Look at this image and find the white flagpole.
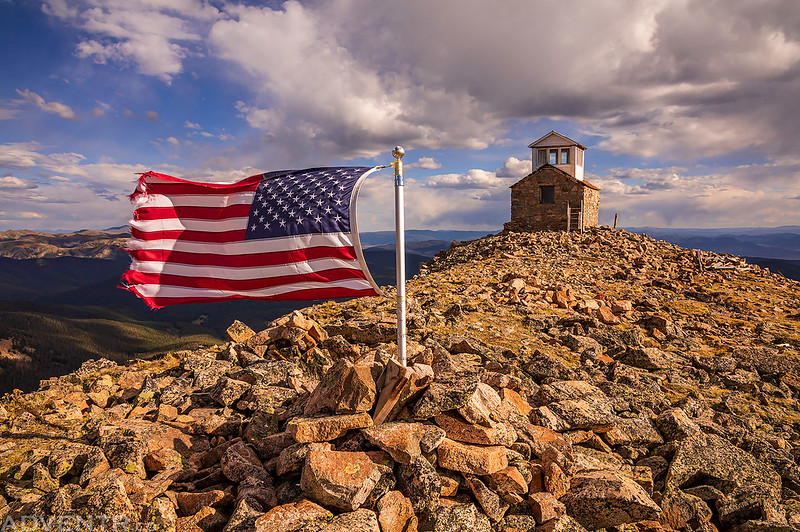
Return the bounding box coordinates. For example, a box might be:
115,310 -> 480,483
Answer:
392,146 -> 407,366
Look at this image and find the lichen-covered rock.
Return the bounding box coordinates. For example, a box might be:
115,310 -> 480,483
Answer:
304,358 -> 376,415
716,483 -> 787,529
412,372 -> 480,419
560,470 -> 661,530
434,412 -> 517,446
222,441 -> 270,483
659,488 -> 713,531
376,490 -> 415,532
287,412 -> 373,443
98,426 -> 147,478
223,496 -> 264,532
666,432 -> 782,496
654,408 -> 701,441
254,499 -> 332,532
142,497 -> 178,532
276,442 -> 332,477
432,502 -> 491,532
300,450 -> 391,512
48,442 -> 109,483
437,438 -> 508,476
312,508 -> 381,532
237,385 -> 298,412
457,382 -> 502,427
396,455 -> 441,515
227,320 -> 256,344
210,377 -> 252,407
464,474 -> 508,522
620,347 -> 687,370
362,421 -> 445,464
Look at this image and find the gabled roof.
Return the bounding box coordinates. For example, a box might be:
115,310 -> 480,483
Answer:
510,164 -> 599,190
528,130 -> 587,150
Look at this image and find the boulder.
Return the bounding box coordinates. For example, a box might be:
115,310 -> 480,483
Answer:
313,508 -> 381,532
412,372 -> 480,419
304,359 -> 376,415
432,502 -> 492,532
376,490 -> 415,532
654,408 -> 701,441
716,483 -> 787,529
659,488 -> 713,531
222,441 -> 270,483
528,491 -> 566,524
226,320 -> 256,343
464,474 -> 508,522
396,455 -> 441,515
362,422 -> 445,464
620,348 -> 687,370
254,499 -> 332,532
209,377 -> 252,407
300,450 -> 391,512
457,382 -> 502,427
437,438 -> 508,476
98,427 -> 147,479
666,432 -> 782,496
560,470 -> 661,530
287,412 -> 373,443
434,412 -> 516,446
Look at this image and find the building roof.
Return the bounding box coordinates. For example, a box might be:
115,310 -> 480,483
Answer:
528,130 -> 588,150
510,164 -> 600,191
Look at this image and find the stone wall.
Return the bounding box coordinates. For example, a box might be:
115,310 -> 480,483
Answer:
505,166 -> 599,232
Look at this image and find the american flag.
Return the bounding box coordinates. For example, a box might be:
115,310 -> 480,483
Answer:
120,167 -> 382,308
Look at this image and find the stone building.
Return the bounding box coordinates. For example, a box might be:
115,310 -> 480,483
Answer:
504,131 -> 600,232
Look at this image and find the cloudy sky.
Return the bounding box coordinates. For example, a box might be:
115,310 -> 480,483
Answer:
1,0 -> 800,233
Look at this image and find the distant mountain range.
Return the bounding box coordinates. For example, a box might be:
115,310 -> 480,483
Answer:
623,226 -> 800,260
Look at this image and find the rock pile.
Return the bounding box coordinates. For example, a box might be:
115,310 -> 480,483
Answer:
1,227 -> 800,532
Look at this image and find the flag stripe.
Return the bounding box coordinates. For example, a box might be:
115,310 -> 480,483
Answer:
130,227 -> 248,243
135,192 -> 257,209
125,233 -> 357,254
130,278 -> 374,300
131,217 -> 249,233
127,245 -> 358,268
127,286 -> 379,307
121,267 -> 367,291
135,204 -> 254,221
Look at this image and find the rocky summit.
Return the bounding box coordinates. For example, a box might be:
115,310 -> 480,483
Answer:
2,227 -> 800,532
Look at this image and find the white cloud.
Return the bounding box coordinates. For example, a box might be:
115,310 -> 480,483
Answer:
90,107 -> 105,117
166,136 -> 180,147
144,110 -> 159,121
0,176 -> 37,190
407,157 -> 442,170
183,121 -> 201,129
423,169 -> 512,190
53,0 -> 221,82
495,157 -> 532,179
16,89 -> 78,120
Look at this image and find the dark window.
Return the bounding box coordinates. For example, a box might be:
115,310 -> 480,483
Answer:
560,148 -> 569,164
540,185 -> 555,204
537,149 -> 547,166
548,149 -> 558,165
